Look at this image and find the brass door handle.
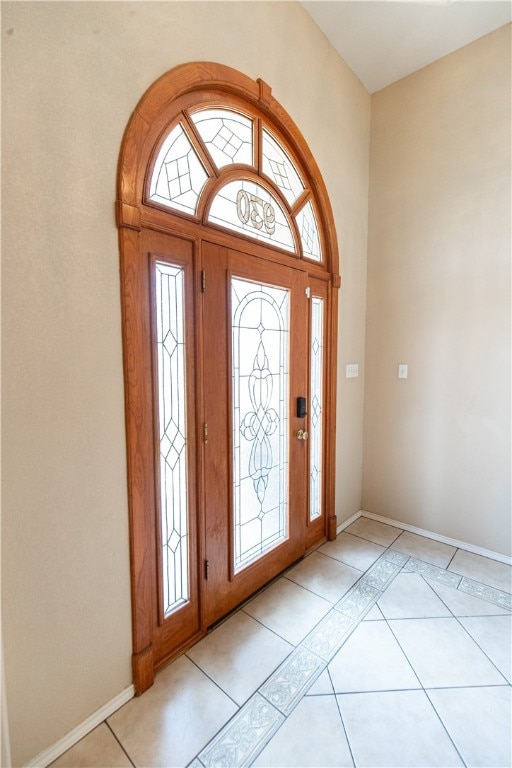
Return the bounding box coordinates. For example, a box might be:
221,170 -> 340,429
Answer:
296,429 -> 309,441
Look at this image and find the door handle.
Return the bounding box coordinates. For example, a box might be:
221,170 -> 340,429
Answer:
296,429 -> 309,441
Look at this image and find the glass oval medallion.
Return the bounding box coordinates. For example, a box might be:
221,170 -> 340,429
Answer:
208,179 -> 296,252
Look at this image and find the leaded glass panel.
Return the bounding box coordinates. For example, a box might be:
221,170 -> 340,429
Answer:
154,262 -> 189,615
232,277 -> 290,572
149,123 -> 209,215
262,129 -> 305,205
296,201 -> 322,262
309,297 -> 324,521
191,109 -> 253,168
208,179 -> 296,252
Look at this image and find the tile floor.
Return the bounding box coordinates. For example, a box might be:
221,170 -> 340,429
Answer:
52,518 -> 512,768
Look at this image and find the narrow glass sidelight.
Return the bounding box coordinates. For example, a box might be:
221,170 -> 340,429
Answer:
231,277 -> 290,571
154,262 -> 190,615
309,297 -> 324,520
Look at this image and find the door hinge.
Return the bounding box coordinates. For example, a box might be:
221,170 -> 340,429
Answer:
203,422 -> 208,443
201,269 -> 206,293
204,559 -> 210,580
305,286 -> 311,299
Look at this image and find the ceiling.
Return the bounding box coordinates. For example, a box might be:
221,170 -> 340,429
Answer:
301,1 -> 512,93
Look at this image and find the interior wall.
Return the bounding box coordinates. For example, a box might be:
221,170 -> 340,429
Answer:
1,2 -> 370,764
363,25 -> 511,555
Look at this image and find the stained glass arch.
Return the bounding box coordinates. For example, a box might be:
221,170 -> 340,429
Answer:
144,97 -> 332,263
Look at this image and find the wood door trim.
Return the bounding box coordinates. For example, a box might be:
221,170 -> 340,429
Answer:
117,63 -> 340,694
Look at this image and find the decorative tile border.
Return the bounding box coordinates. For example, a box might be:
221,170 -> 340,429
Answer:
192,547 -> 511,767
335,579 -> 380,620
382,549 -> 410,566
405,557 -> 462,587
198,693 -> 284,768
302,610 -> 355,662
362,557 -> 402,590
260,646 -> 325,715
459,576 -> 512,610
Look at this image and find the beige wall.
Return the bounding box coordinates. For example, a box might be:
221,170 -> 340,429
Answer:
1,2 -> 370,764
363,26 -> 511,555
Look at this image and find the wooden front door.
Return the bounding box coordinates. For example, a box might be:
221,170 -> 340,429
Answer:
118,63 -> 341,693
202,241 -> 309,626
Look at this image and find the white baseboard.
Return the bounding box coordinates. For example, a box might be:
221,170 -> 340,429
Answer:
336,510 -> 362,535
2,638 -> 12,768
335,509 -> 511,565
24,685 -> 134,768
361,510 -> 512,566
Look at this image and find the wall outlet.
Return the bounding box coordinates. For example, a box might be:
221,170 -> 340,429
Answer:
346,363 -> 359,378
398,364 -> 408,379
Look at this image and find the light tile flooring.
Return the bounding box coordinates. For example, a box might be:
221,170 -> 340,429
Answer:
52,518 -> 512,768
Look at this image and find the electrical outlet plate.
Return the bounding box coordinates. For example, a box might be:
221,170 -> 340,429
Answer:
346,363 -> 359,378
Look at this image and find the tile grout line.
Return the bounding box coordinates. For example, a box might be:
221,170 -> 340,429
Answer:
317,682 -> 511,698
105,721 -> 137,768
423,689 -> 469,768
184,654 -> 241,709
376,584 -> 469,767
329,667 -> 357,768
420,572 -> 512,680
282,572 -> 363,603
446,547 -> 459,570
239,606 -> 301,647
452,613 -> 511,685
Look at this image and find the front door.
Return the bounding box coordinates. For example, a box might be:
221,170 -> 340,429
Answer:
202,242 -> 309,626
118,64 -> 341,692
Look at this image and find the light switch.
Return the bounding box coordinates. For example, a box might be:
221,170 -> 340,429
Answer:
346,363 -> 359,378
398,364 -> 408,379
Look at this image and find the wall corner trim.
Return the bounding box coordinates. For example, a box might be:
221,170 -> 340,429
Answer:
23,685 -> 135,768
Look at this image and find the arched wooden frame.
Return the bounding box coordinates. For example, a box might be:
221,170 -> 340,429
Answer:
117,62 -> 341,694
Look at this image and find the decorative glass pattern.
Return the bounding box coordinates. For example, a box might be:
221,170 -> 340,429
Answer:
191,108 -> 253,168
262,129 -> 305,205
296,201 -> 322,261
309,297 -> 324,521
154,262 -> 189,615
149,123 -> 208,214
208,179 -> 295,252
231,277 -> 290,572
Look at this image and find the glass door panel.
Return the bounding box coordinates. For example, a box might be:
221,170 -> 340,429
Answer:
231,277 -> 290,572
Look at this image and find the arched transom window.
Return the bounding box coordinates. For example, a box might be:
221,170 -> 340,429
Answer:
147,107 -> 323,261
